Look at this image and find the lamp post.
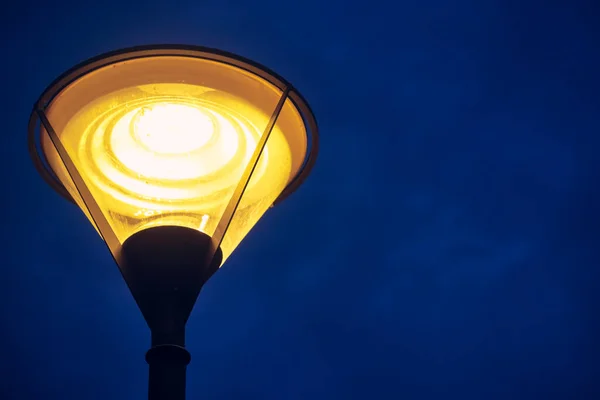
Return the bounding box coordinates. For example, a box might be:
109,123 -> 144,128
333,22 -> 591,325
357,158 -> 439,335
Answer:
28,45 -> 318,400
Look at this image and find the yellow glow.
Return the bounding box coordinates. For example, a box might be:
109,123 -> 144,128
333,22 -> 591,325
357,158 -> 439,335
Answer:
42,57 -> 307,263
92,94 -> 255,202
133,104 -> 213,155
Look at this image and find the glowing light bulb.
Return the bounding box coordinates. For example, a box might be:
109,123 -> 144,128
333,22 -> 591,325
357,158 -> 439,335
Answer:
133,103 -> 213,154
107,99 -> 242,183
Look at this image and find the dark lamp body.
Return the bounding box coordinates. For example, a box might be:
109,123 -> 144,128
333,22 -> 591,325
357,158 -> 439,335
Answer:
121,226 -> 222,400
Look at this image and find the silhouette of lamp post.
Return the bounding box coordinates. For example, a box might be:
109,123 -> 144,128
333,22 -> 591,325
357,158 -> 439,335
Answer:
28,45 -> 318,400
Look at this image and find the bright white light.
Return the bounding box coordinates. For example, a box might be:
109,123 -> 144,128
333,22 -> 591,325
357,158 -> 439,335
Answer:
133,103 -> 213,154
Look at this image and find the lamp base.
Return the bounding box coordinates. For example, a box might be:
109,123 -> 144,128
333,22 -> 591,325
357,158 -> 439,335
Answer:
120,225 -> 222,400
121,225 -> 222,342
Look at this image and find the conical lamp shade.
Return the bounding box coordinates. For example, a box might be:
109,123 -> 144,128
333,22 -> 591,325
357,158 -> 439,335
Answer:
32,47 -> 317,264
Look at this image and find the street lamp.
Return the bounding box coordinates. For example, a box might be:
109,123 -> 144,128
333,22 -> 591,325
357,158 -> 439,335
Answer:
28,45 -> 318,400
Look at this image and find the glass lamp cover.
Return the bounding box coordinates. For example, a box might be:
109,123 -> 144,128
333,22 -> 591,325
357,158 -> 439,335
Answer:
41,56 -> 308,262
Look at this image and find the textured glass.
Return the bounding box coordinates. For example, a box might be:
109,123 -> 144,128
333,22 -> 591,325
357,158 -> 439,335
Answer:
220,98 -> 306,258
41,56 -> 307,262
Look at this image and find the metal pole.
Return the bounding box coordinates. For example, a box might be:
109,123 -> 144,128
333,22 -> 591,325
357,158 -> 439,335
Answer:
119,226 -> 223,400
146,329 -> 190,400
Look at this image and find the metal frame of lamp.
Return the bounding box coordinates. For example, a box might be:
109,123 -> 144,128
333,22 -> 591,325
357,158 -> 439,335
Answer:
28,44 -> 319,400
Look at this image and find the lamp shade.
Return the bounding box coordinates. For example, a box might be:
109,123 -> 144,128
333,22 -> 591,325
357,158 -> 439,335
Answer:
29,46 -> 318,265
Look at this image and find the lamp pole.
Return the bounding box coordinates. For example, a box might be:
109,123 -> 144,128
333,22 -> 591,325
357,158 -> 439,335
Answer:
121,226 -> 222,400
28,45 -> 319,400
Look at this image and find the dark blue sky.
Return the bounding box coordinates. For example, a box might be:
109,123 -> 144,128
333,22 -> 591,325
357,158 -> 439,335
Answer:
2,0 -> 600,399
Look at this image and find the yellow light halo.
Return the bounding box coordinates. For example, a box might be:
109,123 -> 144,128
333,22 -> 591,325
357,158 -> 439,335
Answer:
71,83 -> 274,215
38,53 -> 310,261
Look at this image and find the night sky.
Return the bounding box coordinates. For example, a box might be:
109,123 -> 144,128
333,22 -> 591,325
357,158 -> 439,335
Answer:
2,0 -> 600,399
